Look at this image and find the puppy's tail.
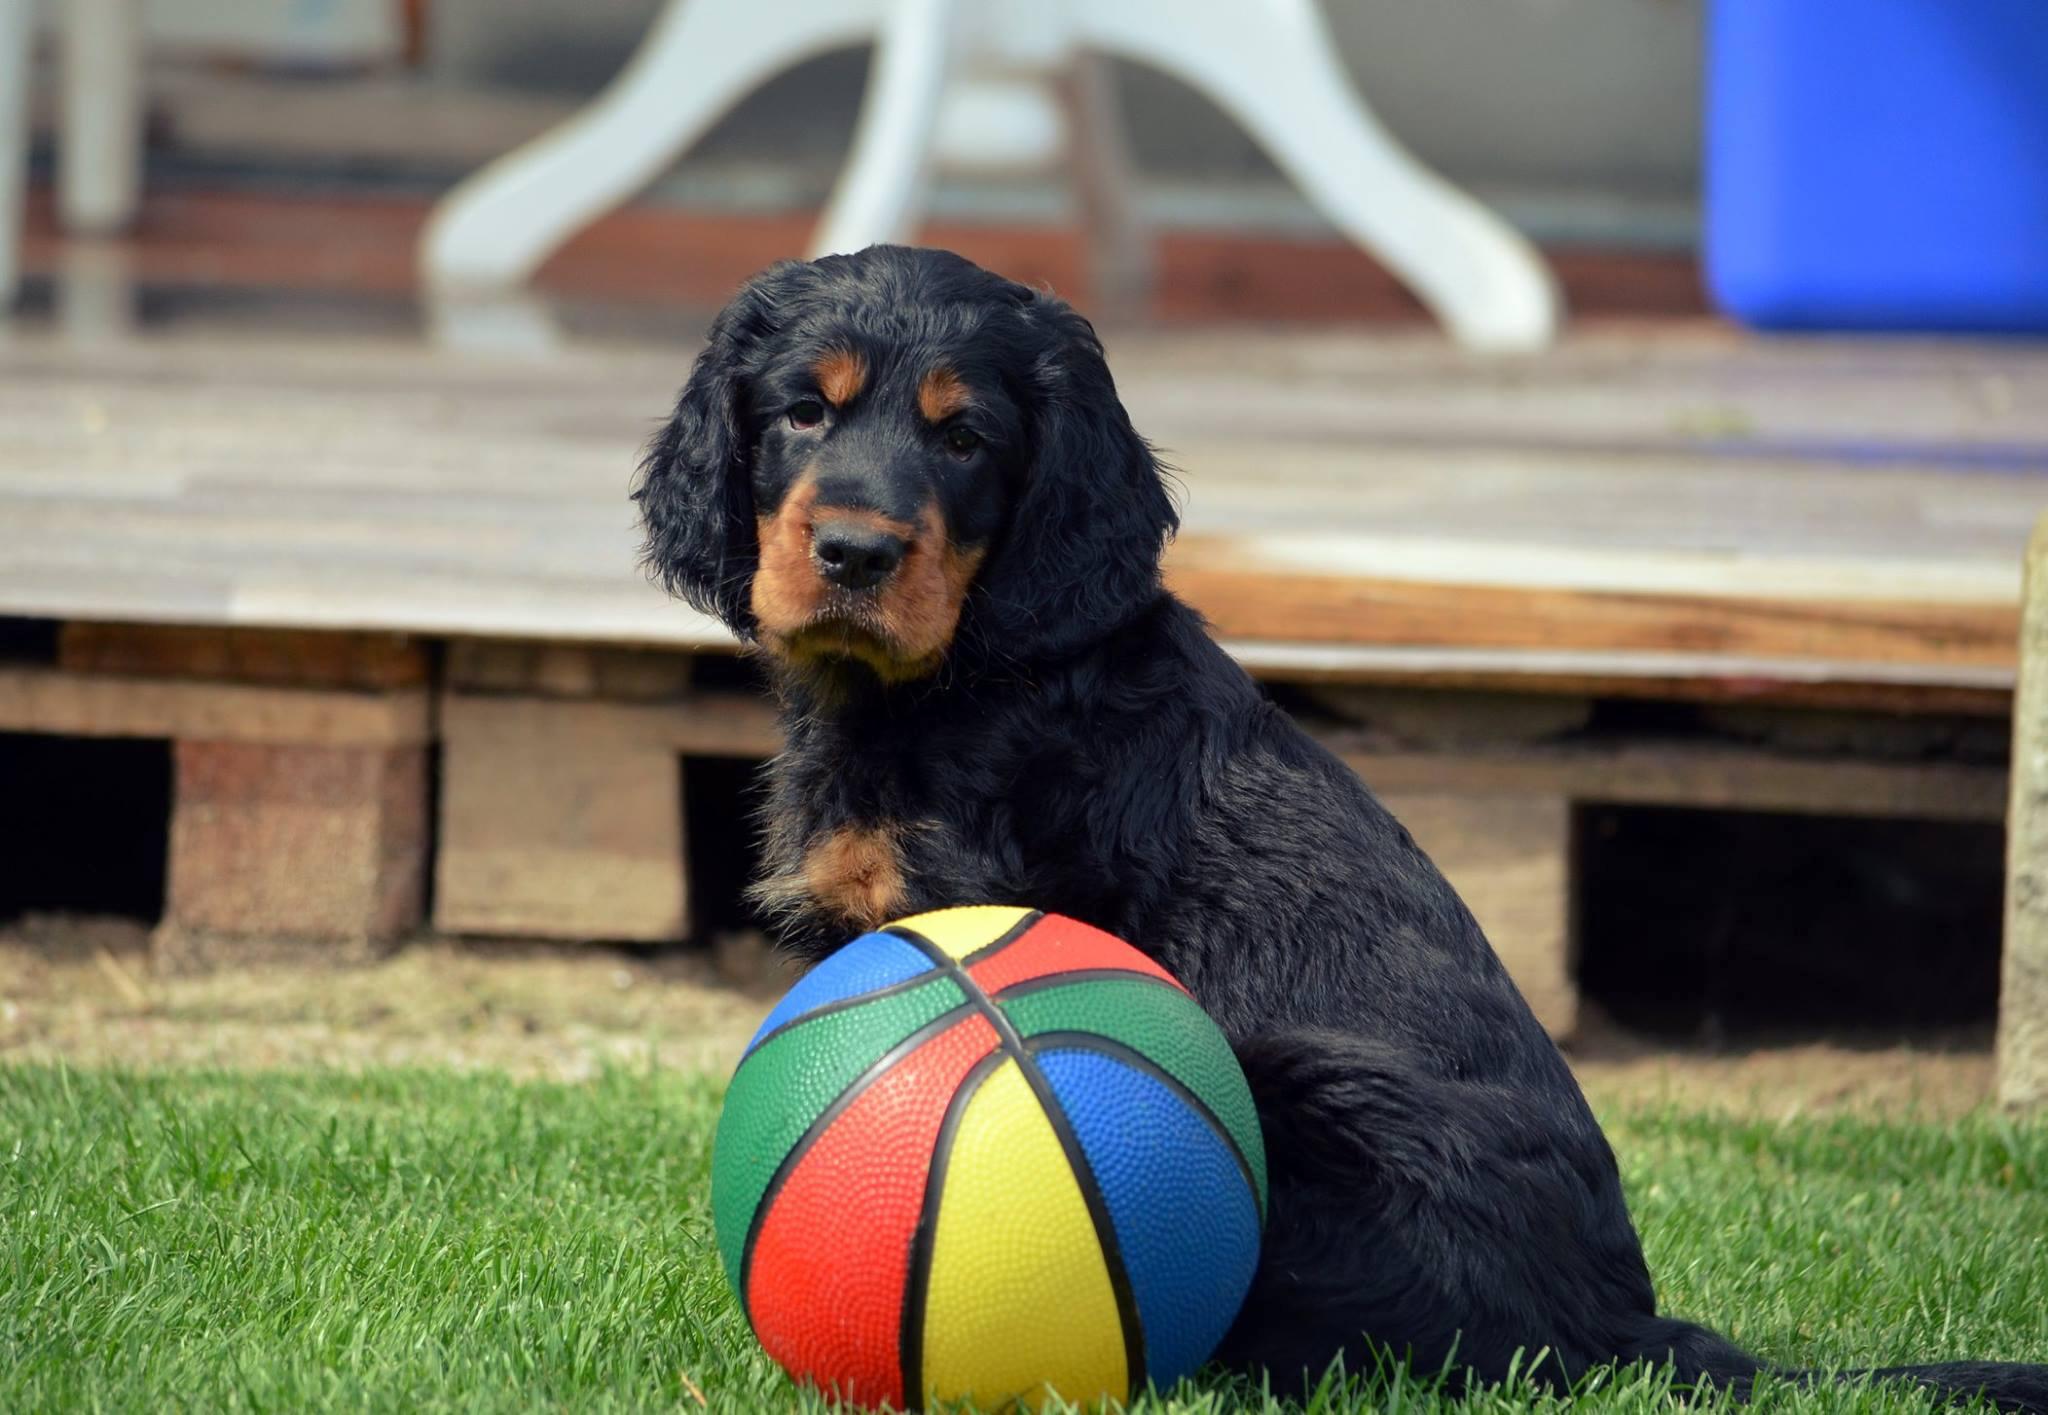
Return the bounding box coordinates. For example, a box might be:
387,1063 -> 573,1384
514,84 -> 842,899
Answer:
1846,1364 -> 2048,1413
1620,1317 -> 2048,1412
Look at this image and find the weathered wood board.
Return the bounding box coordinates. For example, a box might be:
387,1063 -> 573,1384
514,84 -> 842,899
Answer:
436,695 -> 691,943
166,739 -> 427,943
1,330 -> 2043,704
0,629 -> 433,945
2001,517 -> 2048,1108
0,668 -> 430,746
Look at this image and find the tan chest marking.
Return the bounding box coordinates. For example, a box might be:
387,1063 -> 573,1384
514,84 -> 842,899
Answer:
773,824 -> 909,931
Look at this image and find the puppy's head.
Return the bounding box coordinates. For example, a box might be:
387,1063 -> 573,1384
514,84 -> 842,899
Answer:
634,247 -> 1177,688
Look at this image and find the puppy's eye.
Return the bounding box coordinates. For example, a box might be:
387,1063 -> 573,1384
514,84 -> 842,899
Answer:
788,399 -> 825,430
943,425 -> 982,459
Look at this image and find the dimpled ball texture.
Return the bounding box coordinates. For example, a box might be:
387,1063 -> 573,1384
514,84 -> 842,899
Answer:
711,905 -> 1267,1411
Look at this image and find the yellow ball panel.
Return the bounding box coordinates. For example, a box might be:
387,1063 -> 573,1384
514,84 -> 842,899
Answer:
919,1058 -> 1127,1409
888,905 -> 1037,960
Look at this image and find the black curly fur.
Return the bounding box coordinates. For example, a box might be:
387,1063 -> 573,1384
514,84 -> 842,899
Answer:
635,246 -> 2048,1412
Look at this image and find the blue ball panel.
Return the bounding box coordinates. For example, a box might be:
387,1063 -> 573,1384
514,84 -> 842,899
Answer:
742,932 -> 935,1056
1037,1047 -> 1262,1391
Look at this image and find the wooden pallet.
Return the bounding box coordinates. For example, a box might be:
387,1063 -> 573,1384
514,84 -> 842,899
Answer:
417,638 -> 2013,1041
0,617 -> 2015,1041
1,329 -> 2042,1054
434,641 -> 773,942
1,625 -> 430,948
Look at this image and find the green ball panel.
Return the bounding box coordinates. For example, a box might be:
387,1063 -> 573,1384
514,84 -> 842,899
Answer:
711,973 -> 968,1285
1000,976 -> 1267,1211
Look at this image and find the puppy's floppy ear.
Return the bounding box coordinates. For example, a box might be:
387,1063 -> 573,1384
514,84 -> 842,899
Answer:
973,296 -> 1180,660
634,264 -> 809,636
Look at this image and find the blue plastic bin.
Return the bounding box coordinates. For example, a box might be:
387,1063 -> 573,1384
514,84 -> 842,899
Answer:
1705,0 -> 2048,332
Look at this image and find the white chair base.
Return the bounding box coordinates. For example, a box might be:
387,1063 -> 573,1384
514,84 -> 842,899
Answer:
421,0 -> 1560,350
0,0 -> 31,308
1,0 -> 147,312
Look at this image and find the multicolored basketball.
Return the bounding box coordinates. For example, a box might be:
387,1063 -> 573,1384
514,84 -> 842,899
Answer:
712,905 -> 1266,1411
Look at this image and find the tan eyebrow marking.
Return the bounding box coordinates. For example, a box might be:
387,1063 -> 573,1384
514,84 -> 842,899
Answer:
917,366 -> 971,423
812,349 -> 868,407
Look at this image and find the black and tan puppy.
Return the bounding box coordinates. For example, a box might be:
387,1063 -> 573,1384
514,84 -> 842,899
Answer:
635,245 -> 2047,1410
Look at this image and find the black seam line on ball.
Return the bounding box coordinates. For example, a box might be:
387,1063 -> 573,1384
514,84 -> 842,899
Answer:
898,1046 -> 1007,1411
892,927 -> 1148,1400
990,968 -> 1192,1004
1025,1030 -> 1266,1220
736,998 -> 978,1323
742,968 -> 949,1059
880,908 -> 1042,973
959,908 -> 1045,966
1009,1031 -> 1148,1399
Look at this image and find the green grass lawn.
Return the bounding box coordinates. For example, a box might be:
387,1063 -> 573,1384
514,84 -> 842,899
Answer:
3,1063 -> 2043,1413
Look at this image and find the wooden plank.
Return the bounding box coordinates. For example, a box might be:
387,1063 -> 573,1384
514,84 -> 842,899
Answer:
432,688 -> 776,941
439,690 -> 781,760
436,696 -> 689,942
1338,738 -> 2005,823
2000,517 -> 2048,1108
1306,686 -> 1592,744
59,623 -> 428,689
0,668 -> 430,746
445,640 -> 692,701
1169,450 -> 2038,581
1225,641 -> 2014,716
7,324 -> 2048,457
426,684 -> 2003,821
164,741 -> 427,943
1116,325 -> 2048,452
434,690 -> 1999,821
1381,792 -> 1575,1039
1169,539 -> 2018,671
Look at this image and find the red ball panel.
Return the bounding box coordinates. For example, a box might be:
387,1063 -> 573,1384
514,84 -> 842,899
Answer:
745,1011 -> 1001,1408
967,913 -> 1187,998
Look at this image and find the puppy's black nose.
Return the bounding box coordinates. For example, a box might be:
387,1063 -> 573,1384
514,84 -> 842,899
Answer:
812,520 -> 906,591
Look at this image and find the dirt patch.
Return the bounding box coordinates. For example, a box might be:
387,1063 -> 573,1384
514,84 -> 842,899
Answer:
1567,1008 -> 1996,1119
0,913 -> 792,1083
0,913 -> 2002,1115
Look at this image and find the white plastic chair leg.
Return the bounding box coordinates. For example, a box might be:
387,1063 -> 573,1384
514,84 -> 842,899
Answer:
808,0 -> 964,257
57,238 -> 137,342
0,0 -> 34,306
1080,0 -> 1559,350
421,0 -> 885,293
1061,52 -> 1152,313
60,0 -> 144,234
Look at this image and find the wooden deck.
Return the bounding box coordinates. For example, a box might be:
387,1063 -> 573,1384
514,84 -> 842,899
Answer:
4,324 -> 2045,1052
1,327 -> 2043,707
